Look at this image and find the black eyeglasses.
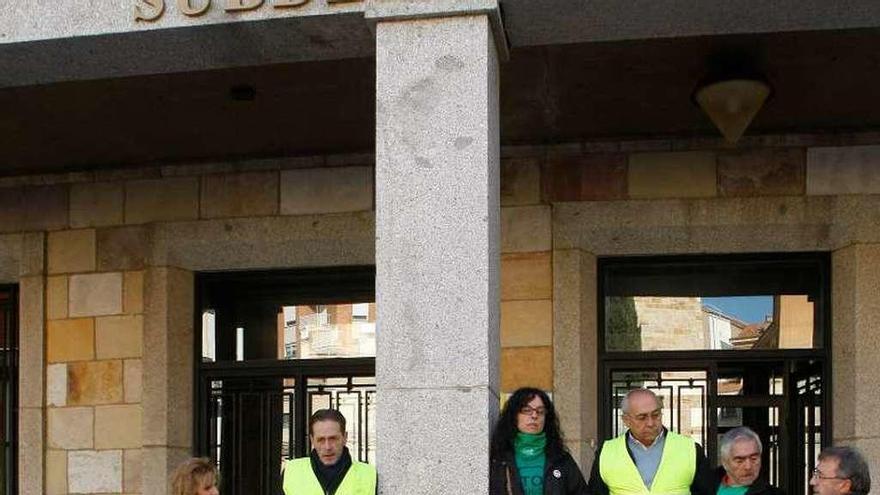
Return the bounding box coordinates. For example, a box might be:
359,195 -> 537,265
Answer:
811,468 -> 848,481
518,407 -> 547,417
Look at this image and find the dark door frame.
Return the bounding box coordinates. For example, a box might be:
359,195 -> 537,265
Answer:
192,266 -> 376,495
600,354 -> 826,493
0,285 -> 18,495
596,253 -> 832,495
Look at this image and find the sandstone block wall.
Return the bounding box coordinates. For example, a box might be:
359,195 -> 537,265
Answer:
1,133 -> 880,492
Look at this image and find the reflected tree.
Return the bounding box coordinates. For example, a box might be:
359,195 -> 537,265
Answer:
606,296 -> 641,351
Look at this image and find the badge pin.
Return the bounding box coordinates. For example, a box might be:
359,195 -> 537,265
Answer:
553,469 -> 562,479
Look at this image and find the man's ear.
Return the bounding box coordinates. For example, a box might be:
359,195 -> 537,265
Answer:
840,478 -> 852,494
343,431 -> 348,444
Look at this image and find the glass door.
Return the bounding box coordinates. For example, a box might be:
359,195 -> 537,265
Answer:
195,267 -> 376,495
602,357 -> 824,495
598,254 -> 831,495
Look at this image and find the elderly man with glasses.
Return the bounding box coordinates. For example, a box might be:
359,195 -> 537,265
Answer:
587,388 -> 713,495
810,446 -> 871,495
712,427 -> 782,495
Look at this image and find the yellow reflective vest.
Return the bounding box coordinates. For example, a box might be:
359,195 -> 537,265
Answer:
282,457 -> 377,495
598,431 -> 696,495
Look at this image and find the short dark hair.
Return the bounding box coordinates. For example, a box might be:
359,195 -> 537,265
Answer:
819,446 -> 871,495
309,409 -> 346,435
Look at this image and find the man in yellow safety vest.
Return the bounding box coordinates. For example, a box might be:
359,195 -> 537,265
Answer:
282,409 -> 377,495
587,389 -> 712,495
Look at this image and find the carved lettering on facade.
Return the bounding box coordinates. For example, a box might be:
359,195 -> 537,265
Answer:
178,0 -> 211,16
135,0 -> 365,21
134,0 -> 165,21
225,0 -> 264,12
274,0 -> 308,8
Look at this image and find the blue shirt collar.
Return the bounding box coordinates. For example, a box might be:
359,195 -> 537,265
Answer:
627,427 -> 666,451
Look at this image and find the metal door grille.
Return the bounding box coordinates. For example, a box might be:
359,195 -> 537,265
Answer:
0,286 -> 17,495
199,367 -> 375,495
194,267 -> 376,495
602,359 -> 824,495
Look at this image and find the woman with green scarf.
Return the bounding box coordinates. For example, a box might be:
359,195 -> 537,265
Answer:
490,387 -> 589,495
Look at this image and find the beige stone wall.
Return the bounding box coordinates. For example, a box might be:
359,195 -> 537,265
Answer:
0,156 -> 375,495
519,134 -> 880,476
778,295 -> 814,348
632,297 -> 706,351
499,158 -> 554,393
43,229 -> 143,495
3,135 -> 880,491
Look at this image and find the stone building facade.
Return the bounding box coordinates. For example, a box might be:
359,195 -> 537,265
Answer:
3,1 -> 880,494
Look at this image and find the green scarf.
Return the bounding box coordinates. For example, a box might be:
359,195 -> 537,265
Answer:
514,432 -> 546,495
718,485 -> 749,495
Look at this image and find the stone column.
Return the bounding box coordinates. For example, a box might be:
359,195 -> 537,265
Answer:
552,248 -> 598,470
17,233 -> 45,495
370,1 -> 507,493
832,244 -> 880,481
142,267 -> 194,495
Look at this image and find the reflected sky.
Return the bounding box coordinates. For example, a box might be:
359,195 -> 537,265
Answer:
702,296 -> 773,324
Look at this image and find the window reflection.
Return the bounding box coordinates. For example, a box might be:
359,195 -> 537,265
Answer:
605,295 -> 815,351
202,303 -> 376,362
602,256 -> 825,353
202,310 -> 216,362
284,303 -> 376,359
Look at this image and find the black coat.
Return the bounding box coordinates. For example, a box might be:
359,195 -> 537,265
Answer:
711,466 -> 785,495
490,449 -> 589,495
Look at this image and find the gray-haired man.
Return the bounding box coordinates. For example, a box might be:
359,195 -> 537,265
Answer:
810,446 -> 871,495
712,427 -> 783,495
587,389 -> 713,495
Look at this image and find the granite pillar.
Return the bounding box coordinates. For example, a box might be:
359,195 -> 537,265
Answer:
373,3 -> 504,493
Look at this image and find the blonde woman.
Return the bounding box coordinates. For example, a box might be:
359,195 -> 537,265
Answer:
171,457 -> 220,495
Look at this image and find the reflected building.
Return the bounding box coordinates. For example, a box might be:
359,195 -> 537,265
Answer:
618,295 -> 814,352
289,303 -> 376,359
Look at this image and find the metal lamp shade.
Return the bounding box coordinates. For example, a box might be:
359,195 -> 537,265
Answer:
695,79 -> 771,144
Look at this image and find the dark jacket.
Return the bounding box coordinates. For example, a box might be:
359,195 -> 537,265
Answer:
309,447 -> 352,495
285,447 -> 376,495
711,466 -> 785,495
586,432 -> 714,495
490,448 -> 589,495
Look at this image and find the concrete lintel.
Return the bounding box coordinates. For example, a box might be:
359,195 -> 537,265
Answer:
553,195 -> 880,255
0,12 -> 373,88
365,0 -> 509,61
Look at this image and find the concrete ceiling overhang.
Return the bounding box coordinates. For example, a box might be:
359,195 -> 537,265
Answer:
5,0 -> 880,87
502,28 -> 880,144
501,0 -> 880,47
3,2 -> 880,175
